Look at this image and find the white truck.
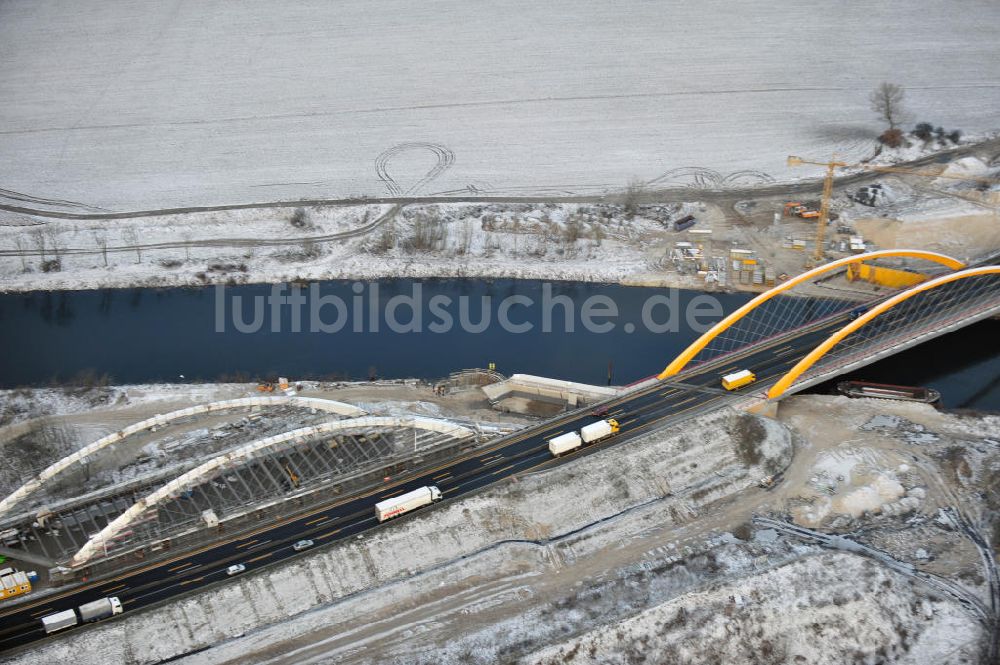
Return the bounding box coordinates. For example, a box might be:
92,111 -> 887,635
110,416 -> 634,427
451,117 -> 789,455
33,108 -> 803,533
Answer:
41,609 -> 78,634
548,431 -> 583,456
548,419 -> 620,457
375,486 -> 442,522
580,419 -> 619,443
77,596 -> 123,623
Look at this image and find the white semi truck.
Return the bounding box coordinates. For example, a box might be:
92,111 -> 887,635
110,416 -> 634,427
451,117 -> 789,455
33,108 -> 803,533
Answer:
375,486 -> 442,522
41,596 -> 123,634
547,419 -> 620,456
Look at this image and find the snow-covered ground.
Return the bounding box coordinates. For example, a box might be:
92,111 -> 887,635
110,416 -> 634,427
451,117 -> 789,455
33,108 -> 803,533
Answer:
1,1 -> 999,211
0,201 -> 717,292
528,551 -> 982,665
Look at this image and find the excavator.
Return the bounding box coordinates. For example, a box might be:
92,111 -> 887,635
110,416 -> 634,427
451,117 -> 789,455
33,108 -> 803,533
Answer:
783,201 -> 820,219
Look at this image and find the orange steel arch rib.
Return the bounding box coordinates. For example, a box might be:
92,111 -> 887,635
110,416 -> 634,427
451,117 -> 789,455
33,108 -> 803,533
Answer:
768,266 -> 1000,399
656,249 -> 965,379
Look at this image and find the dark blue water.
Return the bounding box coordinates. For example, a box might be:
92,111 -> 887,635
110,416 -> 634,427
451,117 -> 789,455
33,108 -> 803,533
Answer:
0,280 -> 996,411
812,318 -> 1000,412
0,281 -> 753,388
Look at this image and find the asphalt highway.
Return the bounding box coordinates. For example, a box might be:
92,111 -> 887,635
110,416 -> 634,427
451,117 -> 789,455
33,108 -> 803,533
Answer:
0,306 -> 905,653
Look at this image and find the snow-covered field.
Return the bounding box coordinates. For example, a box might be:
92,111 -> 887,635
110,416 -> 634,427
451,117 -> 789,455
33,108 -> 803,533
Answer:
2,1 -> 999,211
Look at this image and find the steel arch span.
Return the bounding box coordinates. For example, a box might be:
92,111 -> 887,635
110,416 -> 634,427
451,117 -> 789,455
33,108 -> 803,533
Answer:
70,416 -> 474,566
657,249 -> 966,379
0,396 -> 368,521
768,266 -> 1000,399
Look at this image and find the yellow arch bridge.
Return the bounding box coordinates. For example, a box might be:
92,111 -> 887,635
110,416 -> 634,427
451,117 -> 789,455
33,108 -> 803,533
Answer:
656,250 -> 1000,400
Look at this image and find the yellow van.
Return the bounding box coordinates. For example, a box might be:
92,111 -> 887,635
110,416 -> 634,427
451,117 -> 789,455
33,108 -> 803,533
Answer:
721,369 -> 756,391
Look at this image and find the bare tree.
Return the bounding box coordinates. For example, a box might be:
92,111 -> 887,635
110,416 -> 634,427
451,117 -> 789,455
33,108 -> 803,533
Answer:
621,178 -> 646,219
869,82 -> 906,130
30,227 -> 47,262
92,230 -> 109,267
45,229 -> 62,262
122,227 -> 142,263
13,236 -> 28,271
181,232 -> 192,261
591,221 -> 605,246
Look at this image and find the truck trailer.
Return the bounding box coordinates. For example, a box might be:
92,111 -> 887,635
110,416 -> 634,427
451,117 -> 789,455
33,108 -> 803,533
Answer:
77,596 -> 123,623
547,432 -> 583,456
375,486 -> 441,522
41,609 -> 77,634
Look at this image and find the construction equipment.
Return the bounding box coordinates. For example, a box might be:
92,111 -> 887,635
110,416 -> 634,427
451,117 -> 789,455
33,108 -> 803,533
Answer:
783,202 -> 820,219
786,156 -> 847,264
283,463 -> 300,488
787,153 -> 1000,266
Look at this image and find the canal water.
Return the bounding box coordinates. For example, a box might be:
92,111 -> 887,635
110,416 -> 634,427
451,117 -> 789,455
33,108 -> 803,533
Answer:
0,280 -> 996,411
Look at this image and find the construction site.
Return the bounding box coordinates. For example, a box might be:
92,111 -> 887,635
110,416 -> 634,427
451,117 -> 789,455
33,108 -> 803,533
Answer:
2,1 -> 999,663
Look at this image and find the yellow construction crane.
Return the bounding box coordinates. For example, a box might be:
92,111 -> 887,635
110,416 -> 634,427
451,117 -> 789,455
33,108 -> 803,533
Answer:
787,154 -> 999,265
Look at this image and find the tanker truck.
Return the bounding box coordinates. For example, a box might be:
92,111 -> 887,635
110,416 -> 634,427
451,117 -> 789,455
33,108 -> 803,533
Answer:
78,596 -> 123,623
375,485 -> 442,522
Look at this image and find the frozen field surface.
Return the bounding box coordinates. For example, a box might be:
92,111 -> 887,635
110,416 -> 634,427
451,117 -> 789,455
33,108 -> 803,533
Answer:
1,0 -> 999,211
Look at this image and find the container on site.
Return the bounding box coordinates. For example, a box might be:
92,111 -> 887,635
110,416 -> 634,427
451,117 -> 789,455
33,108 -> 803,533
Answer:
41,609 -> 78,634
77,596 -> 122,623
375,485 -> 442,522
673,215 -> 696,232
547,431 -> 583,456
721,370 -> 756,391
580,419 -> 621,444
0,569 -> 31,601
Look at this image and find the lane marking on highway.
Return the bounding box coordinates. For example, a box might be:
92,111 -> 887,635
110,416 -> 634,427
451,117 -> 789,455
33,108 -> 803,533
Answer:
168,561 -> 196,573
719,365 -> 739,375
305,515 -> 330,526
179,577 -> 204,586
28,607 -> 53,618
658,389 -> 680,397
774,346 -> 801,358
380,489 -> 406,499
101,583 -> 128,593
492,464 -> 516,476
675,396 -> 698,407
432,472 -> 452,481
620,419 -> 636,427
235,539 -> 260,549
3,361 -> 743,618
608,409 -> 626,417
317,528 -> 342,540
0,362 -> 745,620
247,552 -> 274,564
246,539 -> 272,550
541,430 -> 564,439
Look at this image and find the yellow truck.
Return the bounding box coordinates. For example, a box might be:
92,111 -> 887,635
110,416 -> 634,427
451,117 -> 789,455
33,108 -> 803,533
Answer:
721,369 -> 756,391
